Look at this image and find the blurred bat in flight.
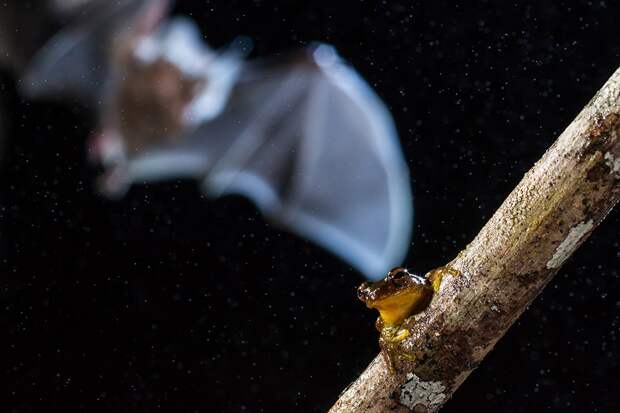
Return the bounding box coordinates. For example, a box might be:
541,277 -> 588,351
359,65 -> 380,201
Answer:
18,0 -> 413,279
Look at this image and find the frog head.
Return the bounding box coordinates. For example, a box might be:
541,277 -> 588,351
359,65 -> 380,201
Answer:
357,267 -> 433,326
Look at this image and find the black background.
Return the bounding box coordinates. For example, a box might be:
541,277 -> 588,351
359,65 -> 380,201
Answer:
1,1 -> 620,412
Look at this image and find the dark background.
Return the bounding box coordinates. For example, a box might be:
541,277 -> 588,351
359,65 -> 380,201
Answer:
1,0 -> 620,411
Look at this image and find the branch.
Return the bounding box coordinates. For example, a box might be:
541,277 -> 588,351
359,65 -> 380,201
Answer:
329,66 -> 620,413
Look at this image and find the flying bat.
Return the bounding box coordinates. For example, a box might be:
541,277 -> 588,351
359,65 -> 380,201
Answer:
20,0 -> 413,279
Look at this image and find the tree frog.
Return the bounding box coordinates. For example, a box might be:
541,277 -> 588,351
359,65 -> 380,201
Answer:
357,266 -> 456,372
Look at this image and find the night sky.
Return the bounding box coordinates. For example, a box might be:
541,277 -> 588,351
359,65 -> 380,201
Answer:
1,1 -> 620,412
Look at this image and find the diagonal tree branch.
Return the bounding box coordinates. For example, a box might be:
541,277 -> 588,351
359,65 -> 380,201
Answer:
329,66 -> 620,413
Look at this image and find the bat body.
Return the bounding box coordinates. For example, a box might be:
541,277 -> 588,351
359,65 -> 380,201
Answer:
20,1 -> 413,279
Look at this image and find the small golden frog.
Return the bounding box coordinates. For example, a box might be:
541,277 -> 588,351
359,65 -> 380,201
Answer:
357,266 -> 455,372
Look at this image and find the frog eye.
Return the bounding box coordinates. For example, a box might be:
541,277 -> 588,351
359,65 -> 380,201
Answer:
388,267 -> 409,280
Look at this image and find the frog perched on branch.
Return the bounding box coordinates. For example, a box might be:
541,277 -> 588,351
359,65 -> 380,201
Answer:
357,266 -> 458,373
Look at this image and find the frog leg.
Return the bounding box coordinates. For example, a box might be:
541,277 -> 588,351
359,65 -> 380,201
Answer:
379,326 -> 411,373
427,265 -> 460,292
393,327 -> 410,341
378,332 -> 396,374
392,328 -> 415,361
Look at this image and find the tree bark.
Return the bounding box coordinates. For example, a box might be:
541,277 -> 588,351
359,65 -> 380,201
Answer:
329,66 -> 620,413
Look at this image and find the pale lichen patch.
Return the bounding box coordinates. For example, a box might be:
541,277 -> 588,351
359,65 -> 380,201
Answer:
546,220 -> 594,269
604,152 -> 620,176
399,373 -> 446,412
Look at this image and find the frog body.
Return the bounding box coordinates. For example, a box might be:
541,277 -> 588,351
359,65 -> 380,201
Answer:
357,266 -> 457,372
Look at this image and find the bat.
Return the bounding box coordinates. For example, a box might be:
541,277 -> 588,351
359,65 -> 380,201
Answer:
19,0 -> 413,279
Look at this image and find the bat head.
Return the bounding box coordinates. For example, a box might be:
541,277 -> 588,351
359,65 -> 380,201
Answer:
87,7 -> 214,196
108,54 -> 206,154
107,1 -> 202,151
87,56 -> 204,198
88,16 -> 247,198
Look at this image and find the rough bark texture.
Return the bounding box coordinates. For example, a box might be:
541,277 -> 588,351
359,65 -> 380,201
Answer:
329,66 -> 620,413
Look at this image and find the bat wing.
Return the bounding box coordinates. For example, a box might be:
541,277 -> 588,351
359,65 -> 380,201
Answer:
100,44 -> 412,279
195,45 -> 412,278
20,0 -> 170,103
